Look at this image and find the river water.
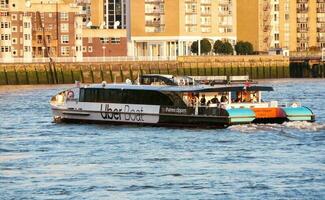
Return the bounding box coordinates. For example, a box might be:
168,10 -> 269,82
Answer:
0,79 -> 324,199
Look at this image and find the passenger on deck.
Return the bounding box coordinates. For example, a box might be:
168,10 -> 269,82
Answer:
210,95 -> 219,104
200,94 -> 206,106
221,95 -> 228,103
235,93 -> 242,103
251,94 -> 258,103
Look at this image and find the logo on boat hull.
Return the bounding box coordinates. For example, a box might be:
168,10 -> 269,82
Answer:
99,104 -> 160,123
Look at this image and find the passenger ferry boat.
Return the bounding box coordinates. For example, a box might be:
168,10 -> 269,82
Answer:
50,75 -> 315,128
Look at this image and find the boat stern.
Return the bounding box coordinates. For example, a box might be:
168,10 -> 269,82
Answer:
282,106 -> 315,122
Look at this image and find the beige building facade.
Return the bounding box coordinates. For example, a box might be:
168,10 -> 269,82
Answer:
128,0 -> 237,57
237,0 -> 325,53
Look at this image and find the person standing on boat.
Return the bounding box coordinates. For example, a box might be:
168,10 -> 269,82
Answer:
200,94 -> 206,106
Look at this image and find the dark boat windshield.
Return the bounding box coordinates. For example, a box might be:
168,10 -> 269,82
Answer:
79,88 -> 186,106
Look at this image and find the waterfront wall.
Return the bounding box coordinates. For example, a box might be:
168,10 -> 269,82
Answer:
0,56 -> 323,85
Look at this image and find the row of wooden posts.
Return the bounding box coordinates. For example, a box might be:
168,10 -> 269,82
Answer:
0,61 -> 323,85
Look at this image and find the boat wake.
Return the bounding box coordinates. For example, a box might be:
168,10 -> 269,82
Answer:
228,121 -> 325,133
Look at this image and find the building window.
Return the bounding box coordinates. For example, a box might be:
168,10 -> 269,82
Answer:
60,23 -> 69,32
24,46 -> 31,52
12,38 -> 17,44
111,38 -> 120,44
61,46 -> 70,56
0,46 -> 11,52
1,22 -> 10,28
61,35 -> 69,44
1,34 -> 10,40
60,12 -> 69,21
23,22 -> 30,29
11,26 -> 17,32
11,14 -> 17,20
24,34 -> 31,40
88,46 -> 93,52
76,34 -> 82,40
100,37 -> 110,44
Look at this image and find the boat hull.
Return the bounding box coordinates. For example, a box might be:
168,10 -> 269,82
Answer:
52,103 -> 315,129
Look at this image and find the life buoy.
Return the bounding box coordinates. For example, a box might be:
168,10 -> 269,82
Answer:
67,90 -> 74,99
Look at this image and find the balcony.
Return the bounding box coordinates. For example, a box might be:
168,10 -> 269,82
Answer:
297,17 -> 308,23
219,0 -> 231,5
145,0 -> 164,3
218,10 -> 232,16
317,26 -> 325,32
185,9 -> 197,14
297,37 -> 309,42
317,17 -> 325,23
200,0 -> 211,5
145,21 -> 164,27
263,4 -> 270,11
200,11 -> 211,16
185,0 -> 197,3
263,25 -> 270,32
297,0 -> 308,3
145,9 -> 164,15
317,36 -> 325,42
317,7 -> 325,13
297,27 -> 309,32
297,7 -> 308,13
317,0 -> 325,3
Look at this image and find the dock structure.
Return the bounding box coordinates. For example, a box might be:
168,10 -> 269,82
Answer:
0,55 -> 323,85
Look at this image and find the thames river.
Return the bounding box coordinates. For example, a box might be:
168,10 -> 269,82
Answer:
0,79 -> 324,199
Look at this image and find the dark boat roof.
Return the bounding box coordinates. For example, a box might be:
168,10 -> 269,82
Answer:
84,83 -> 274,92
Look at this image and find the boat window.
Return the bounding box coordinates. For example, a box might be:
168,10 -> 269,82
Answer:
79,88 -> 173,105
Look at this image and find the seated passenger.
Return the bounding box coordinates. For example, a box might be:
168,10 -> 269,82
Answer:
221,95 -> 228,103
200,94 -> 206,106
252,94 -> 258,103
235,93 -> 242,103
210,95 -> 219,104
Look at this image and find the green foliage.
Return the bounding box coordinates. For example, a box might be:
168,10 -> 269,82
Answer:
190,39 -> 212,55
213,40 -> 224,54
222,41 -> 234,55
191,41 -> 198,54
200,38 -> 212,54
213,40 -> 234,55
235,41 -> 254,55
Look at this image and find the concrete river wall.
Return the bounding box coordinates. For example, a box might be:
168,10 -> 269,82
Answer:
0,56 -> 323,85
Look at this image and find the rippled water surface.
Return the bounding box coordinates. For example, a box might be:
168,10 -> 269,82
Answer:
0,79 -> 325,199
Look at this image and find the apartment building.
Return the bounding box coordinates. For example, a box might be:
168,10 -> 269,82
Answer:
0,0 -> 127,62
237,0 -> 325,52
127,0 -> 237,57
88,0 -> 126,29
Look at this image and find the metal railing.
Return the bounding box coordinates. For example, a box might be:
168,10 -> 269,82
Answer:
0,56 -> 178,64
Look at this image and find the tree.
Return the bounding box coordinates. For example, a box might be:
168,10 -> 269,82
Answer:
213,40 -> 224,54
222,41 -> 234,55
191,41 -> 198,54
190,39 -> 212,55
200,38 -> 212,54
244,42 -> 254,55
235,41 -> 254,55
